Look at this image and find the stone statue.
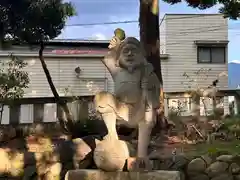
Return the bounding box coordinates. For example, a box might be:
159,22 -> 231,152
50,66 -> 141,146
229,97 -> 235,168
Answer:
93,34 -> 160,169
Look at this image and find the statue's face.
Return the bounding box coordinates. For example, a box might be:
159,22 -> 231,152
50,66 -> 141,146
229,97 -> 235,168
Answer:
118,43 -> 144,71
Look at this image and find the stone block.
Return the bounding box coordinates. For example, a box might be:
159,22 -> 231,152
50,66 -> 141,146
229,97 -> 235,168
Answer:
65,169 -> 182,180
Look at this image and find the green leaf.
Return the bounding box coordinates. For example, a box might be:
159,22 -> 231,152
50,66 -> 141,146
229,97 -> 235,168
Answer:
0,0 -> 76,43
163,0 -> 240,20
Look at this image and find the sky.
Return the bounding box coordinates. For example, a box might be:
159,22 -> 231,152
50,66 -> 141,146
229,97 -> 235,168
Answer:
58,0 -> 240,62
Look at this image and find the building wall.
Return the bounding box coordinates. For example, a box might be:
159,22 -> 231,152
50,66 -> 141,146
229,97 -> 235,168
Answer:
0,54 -> 115,124
161,14 -> 228,93
0,55 -> 114,97
160,18 -> 166,54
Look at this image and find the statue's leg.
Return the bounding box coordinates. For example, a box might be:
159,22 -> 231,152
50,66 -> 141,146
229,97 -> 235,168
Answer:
136,108 -> 156,169
94,92 -> 119,140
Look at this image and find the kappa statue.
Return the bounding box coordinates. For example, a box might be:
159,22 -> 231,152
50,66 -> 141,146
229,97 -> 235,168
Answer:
94,35 -> 160,169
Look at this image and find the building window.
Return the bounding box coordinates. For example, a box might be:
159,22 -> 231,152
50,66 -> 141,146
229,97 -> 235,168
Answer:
197,46 -> 226,64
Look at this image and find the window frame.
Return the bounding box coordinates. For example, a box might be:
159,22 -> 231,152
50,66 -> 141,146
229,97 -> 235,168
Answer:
197,46 -> 226,64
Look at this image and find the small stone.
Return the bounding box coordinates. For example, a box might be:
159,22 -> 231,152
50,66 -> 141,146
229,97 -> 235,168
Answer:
229,162 -> 240,174
206,161 -> 229,177
211,173 -> 233,180
216,155 -> 233,162
187,158 -> 207,174
189,174 -> 209,180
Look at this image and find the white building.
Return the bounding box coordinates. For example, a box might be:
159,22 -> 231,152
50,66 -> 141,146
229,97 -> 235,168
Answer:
160,14 -> 229,116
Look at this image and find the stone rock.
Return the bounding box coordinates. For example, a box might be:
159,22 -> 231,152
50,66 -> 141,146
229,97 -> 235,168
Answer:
232,155 -> 240,164
235,174 -> 240,180
201,155 -> 212,166
205,161 -> 228,178
171,155 -> 189,170
0,148 -> 11,173
180,171 -> 185,180
44,162 -> 62,180
72,138 -> 92,161
211,173 -> 233,180
154,157 -> 174,170
93,139 -> 130,171
9,151 -> 26,176
216,155 -> 234,162
189,174 -> 209,180
187,158 -> 207,174
229,162 -> 240,174
65,170 -> 182,180
72,135 -> 102,169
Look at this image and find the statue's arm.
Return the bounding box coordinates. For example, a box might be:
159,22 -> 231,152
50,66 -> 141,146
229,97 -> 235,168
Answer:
101,49 -> 118,77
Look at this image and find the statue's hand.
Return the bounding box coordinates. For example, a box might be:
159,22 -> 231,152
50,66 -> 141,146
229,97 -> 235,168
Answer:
108,36 -> 121,49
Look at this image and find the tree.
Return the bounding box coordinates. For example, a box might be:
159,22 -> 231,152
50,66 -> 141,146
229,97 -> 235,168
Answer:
162,0 -> 240,20
0,0 -> 76,132
0,0 -> 75,44
0,54 -> 29,122
139,0 -> 165,121
39,43 -> 74,133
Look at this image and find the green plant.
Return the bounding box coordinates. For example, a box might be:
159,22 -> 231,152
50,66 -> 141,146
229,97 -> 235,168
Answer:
0,54 -> 29,122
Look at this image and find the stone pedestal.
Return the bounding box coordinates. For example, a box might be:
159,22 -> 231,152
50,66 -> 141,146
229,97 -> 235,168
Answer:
65,170 -> 182,180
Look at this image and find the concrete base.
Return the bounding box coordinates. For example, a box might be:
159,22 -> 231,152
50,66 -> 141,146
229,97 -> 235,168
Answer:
65,169 -> 182,180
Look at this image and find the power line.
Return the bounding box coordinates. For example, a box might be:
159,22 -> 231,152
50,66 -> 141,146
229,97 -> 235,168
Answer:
75,24 -> 239,41
63,20 -> 239,38
61,14 -> 240,46
75,25 -> 237,47
66,20 -> 138,26
65,14 -> 220,27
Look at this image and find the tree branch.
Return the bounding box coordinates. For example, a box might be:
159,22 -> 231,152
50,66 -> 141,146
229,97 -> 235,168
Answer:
39,41 -> 74,134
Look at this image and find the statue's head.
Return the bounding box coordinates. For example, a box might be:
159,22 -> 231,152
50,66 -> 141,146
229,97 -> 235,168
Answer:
116,37 -> 145,72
